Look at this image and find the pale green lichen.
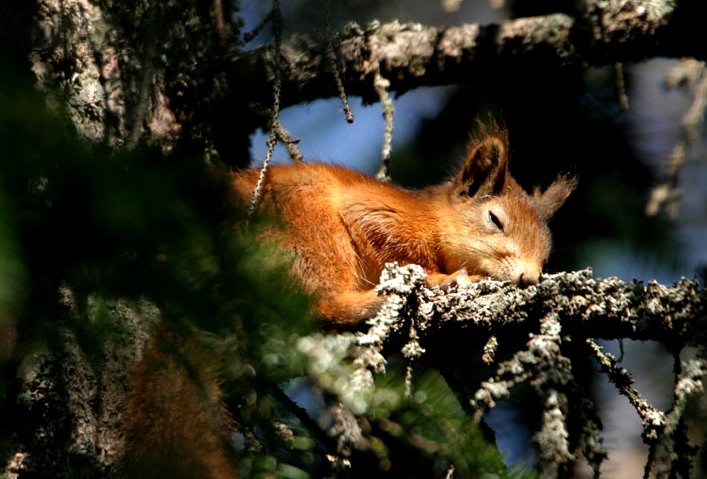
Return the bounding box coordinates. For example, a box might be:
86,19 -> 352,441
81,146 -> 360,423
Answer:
298,262 -> 705,476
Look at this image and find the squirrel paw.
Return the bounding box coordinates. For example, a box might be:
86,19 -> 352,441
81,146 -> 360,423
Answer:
438,269 -> 483,291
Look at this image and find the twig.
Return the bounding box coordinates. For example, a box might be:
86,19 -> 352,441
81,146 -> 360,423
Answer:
275,121 -> 303,163
243,10 -> 274,43
646,60 -> 707,218
126,8 -> 158,148
269,384 -> 339,453
247,0 -> 283,218
470,313 -> 571,421
325,0 -> 354,124
574,391 -> 607,478
586,339 -> 665,443
535,389 -> 573,479
247,113 -> 278,218
374,71 -> 394,182
481,336 -> 498,365
648,355 -> 705,478
613,62 -> 630,110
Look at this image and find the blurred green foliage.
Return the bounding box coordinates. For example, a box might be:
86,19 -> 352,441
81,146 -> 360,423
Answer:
0,64 -> 522,477
364,367 -> 534,478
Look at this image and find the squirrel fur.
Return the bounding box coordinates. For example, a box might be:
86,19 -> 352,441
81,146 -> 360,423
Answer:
117,325 -> 237,479
232,127 -> 576,326
117,126 -> 574,478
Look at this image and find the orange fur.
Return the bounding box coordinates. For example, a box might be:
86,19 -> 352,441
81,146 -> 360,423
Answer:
233,129 -> 575,327
118,327 -> 237,479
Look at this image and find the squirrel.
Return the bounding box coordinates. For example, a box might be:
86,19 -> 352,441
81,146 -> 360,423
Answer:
232,126 -> 576,327
116,126 -> 574,479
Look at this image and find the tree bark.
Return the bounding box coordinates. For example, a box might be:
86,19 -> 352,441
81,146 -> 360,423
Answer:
415,268 -> 705,346
232,0 -> 707,109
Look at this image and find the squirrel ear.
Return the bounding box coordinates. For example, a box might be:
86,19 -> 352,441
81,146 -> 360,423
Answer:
533,175 -> 577,219
454,133 -> 509,198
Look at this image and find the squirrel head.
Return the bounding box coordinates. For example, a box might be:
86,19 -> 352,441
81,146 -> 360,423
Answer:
440,129 -> 576,286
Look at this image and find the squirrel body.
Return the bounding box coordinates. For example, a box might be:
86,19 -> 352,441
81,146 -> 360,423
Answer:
118,326 -> 237,479
233,129 -> 575,326
117,128 -> 574,478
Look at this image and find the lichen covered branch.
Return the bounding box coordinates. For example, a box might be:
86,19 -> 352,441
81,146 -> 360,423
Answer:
307,263 -> 706,476
230,0 -> 699,109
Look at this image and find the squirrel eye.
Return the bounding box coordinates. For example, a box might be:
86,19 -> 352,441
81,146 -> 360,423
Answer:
488,210 -> 504,232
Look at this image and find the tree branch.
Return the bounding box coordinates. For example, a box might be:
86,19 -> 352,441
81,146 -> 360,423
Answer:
376,267 -> 703,349
231,0 -> 707,109
302,263 -> 706,476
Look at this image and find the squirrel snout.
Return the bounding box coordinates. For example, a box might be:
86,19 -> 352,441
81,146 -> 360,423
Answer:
514,265 -> 540,288
517,272 -> 539,287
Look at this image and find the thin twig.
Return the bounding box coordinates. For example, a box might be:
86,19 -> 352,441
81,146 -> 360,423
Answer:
275,122 -> 303,163
269,384 -> 339,453
247,128 -> 277,219
325,0 -> 354,123
586,339 -> 665,443
247,0 -> 283,218
646,60 -> 707,218
404,363 -> 414,399
243,10 -> 274,43
481,336 -> 498,365
649,355 -> 705,478
613,62 -> 630,111
374,71 -> 394,182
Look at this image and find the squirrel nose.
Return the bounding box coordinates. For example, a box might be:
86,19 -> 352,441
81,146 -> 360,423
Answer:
517,271 -> 539,287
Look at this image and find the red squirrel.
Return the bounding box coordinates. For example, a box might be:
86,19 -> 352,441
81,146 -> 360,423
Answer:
117,127 -> 573,479
232,127 -> 575,326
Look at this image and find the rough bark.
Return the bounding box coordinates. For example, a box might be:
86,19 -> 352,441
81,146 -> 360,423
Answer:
232,0 -> 707,108
30,0 -> 244,157
413,268 -> 706,346
11,294 -> 160,478
25,0 -> 707,159
310,263 -> 707,478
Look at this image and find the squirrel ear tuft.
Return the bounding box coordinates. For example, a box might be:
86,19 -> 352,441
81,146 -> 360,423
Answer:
533,175 -> 577,219
454,131 -> 509,198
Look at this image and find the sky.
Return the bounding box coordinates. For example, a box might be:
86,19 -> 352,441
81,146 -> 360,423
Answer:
251,86 -> 452,173
250,60 -> 707,284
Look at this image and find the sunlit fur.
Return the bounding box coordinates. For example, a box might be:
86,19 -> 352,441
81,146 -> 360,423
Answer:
434,179 -> 552,286
232,130 -> 575,327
